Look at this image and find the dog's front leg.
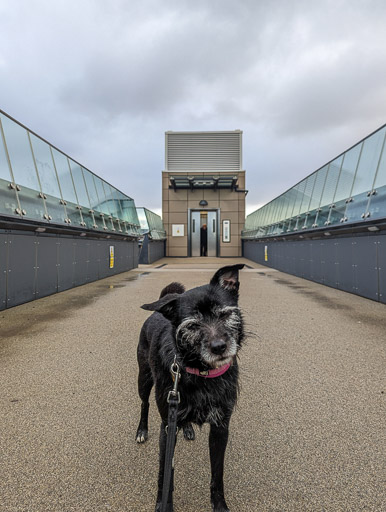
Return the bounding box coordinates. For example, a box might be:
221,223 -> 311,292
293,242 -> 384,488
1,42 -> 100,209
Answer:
209,422 -> 230,512
155,421 -> 174,512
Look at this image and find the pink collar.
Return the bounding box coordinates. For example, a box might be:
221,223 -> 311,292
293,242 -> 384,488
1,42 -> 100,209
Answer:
185,362 -> 231,378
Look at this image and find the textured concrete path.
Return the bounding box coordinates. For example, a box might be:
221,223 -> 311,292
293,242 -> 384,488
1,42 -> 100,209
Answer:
1,257 -> 385,512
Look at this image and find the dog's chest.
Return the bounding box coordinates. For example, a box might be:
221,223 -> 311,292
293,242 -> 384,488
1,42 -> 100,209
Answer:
178,378 -> 236,427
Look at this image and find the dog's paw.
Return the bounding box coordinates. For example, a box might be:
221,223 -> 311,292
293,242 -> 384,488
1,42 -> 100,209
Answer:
155,502 -> 173,512
183,423 -> 195,441
212,500 -> 230,512
135,427 -> 148,444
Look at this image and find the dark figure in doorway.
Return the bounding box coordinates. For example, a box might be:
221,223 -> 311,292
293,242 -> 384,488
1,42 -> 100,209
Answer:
200,224 -> 208,256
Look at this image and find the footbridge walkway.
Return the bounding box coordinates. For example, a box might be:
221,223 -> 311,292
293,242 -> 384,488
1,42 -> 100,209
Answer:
1,258 -> 385,512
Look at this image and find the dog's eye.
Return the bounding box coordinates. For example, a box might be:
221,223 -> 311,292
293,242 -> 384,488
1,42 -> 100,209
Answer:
218,309 -> 233,319
188,321 -> 201,329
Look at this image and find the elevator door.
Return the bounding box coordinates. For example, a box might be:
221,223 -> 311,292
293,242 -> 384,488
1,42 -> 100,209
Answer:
191,211 -> 201,256
190,210 -> 218,257
207,211 -> 217,257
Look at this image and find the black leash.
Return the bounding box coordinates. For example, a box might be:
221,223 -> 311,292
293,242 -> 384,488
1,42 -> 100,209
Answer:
161,358 -> 180,512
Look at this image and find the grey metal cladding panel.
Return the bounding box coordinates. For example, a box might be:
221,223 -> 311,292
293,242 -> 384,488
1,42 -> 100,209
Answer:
293,242 -> 307,278
133,241 -> 140,269
378,237 -> 386,304
336,238 -> 354,294
273,243 -> 283,271
243,241 -> 263,264
35,237 -> 58,299
57,238 -> 75,291
120,240 -> 130,269
280,242 -> 288,271
0,234 -> 7,310
310,242 -> 323,283
242,241 -> 252,261
353,237 -> 379,301
127,240 -> 135,269
7,234 -> 36,307
321,239 -> 337,287
122,241 -> 136,271
87,241 -> 99,282
98,241 -> 111,278
301,242 -> 312,279
287,242 -> 296,275
73,241 -> 88,286
147,241 -> 162,264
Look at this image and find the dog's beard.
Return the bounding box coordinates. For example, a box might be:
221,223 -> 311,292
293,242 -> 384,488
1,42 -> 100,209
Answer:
176,307 -> 241,368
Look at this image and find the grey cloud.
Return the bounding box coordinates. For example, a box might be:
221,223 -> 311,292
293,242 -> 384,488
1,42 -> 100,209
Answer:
0,0 -> 385,215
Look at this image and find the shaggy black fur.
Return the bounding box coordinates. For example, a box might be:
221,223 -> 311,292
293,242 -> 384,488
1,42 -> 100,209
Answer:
136,264 -> 245,512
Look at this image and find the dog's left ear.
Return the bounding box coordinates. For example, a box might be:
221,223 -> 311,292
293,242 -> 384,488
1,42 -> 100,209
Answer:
210,264 -> 244,294
141,293 -> 180,323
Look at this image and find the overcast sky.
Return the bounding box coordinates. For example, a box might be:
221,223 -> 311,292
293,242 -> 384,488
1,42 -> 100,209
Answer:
1,0 -> 385,217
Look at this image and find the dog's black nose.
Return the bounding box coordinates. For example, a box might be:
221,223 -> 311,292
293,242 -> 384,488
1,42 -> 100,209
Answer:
210,339 -> 227,355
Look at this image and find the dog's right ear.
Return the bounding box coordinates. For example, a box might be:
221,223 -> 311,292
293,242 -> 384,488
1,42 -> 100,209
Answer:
141,293 -> 180,323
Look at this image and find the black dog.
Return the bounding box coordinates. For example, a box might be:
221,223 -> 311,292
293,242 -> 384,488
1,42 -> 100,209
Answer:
136,264 -> 244,511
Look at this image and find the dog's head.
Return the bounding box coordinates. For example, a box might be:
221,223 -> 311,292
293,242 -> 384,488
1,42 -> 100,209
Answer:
141,264 -> 244,368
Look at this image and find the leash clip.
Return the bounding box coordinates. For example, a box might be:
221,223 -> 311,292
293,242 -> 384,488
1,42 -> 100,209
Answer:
168,356 -> 181,403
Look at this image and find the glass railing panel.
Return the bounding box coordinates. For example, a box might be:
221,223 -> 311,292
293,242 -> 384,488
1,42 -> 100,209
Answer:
272,197 -> 284,224
0,127 -> 20,217
68,159 -> 95,229
93,175 -> 109,215
334,145 -> 360,202
279,192 -> 292,223
272,198 -> 283,224
108,185 -> 122,219
0,114 -> 40,191
137,208 -> 148,232
328,145 -> 361,225
100,181 -> 115,229
295,212 -> 308,230
51,149 -> 82,227
101,182 -> 119,232
29,134 -> 67,225
301,173 -> 316,215
82,168 -> 105,230
313,157 -> 342,226
143,208 -> 166,239
243,213 -> 255,231
264,201 -> 276,227
111,188 -> 125,231
116,190 -> 130,224
0,114 -> 47,222
303,209 -> 318,229
286,187 -> 299,223
122,196 -> 139,230
255,207 -> 266,228
321,156 -> 342,207
90,175 -> 108,229
115,190 -> 133,233
269,201 -> 280,225
52,149 -> 78,204
367,136 -> 386,220
292,179 -> 307,217
308,165 -> 329,212
82,168 -> 99,210
286,217 -> 298,232
346,127 -> 386,222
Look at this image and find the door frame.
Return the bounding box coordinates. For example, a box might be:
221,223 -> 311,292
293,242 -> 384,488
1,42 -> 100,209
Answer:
187,208 -> 220,257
